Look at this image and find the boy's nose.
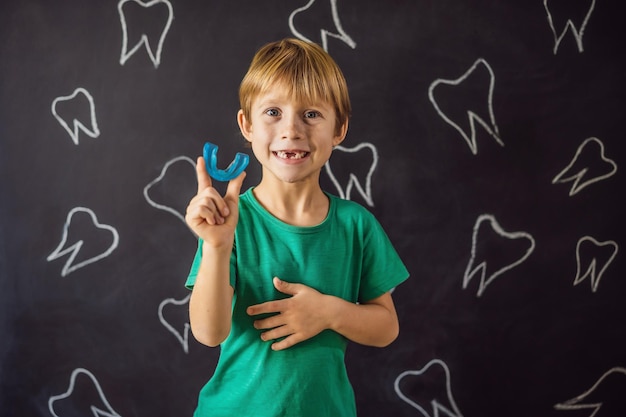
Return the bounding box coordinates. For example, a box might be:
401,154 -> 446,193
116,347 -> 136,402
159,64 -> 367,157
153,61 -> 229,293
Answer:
280,114 -> 303,140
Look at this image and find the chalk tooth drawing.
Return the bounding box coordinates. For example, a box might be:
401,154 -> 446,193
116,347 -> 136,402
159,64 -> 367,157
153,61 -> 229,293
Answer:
552,137 -> 617,196
289,0 -> 356,52
324,142 -> 378,207
463,214 -> 536,297
394,359 -> 464,417
51,87 -> 100,145
143,155 -> 196,227
48,368 -> 122,417
428,58 -> 503,155
554,367 -> 626,416
118,0 -> 174,68
158,294 -> 191,353
574,236 -> 618,293
544,0 -> 596,54
47,207 -> 120,277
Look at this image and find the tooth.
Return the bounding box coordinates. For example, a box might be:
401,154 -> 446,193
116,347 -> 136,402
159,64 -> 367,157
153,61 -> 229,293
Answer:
555,367 -> 626,413
118,0 -> 174,68
574,236 -> 618,292
394,359 -> 464,417
143,156 -> 196,229
289,0 -> 356,52
462,214 -> 536,297
552,137 -> 617,196
429,58 -> 503,155
47,207 -> 119,277
51,87 -> 100,145
325,142 -> 378,207
48,368 -> 121,417
158,294 -> 191,353
543,0 -> 596,54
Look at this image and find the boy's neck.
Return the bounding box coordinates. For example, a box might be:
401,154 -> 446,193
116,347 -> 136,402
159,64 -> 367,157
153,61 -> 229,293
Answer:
252,180 -> 329,227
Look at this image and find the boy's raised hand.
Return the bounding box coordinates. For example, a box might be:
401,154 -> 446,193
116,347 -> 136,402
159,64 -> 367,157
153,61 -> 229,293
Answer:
185,156 -> 246,248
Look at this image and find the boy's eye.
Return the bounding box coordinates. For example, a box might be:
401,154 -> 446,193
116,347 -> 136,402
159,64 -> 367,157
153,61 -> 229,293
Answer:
304,111 -> 320,119
265,108 -> 280,117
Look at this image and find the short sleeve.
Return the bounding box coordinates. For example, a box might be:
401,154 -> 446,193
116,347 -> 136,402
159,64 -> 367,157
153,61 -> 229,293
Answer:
358,212 -> 409,302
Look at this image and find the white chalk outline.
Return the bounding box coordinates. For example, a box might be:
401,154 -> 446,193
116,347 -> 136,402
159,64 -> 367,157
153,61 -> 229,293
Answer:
158,294 -> 191,353
47,207 -> 120,277
51,87 -> 100,145
48,367 -> 122,417
554,367 -> 626,416
118,0 -> 174,68
325,142 -> 378,207
463,214 -> 536,297
552,137 -> 617,196
289,0 -> 356,52
574,236 -> 618,293
544,0 -> 596,54
394,359 -> 464,417
428,58 -> 503,155
143,155 -> 196,225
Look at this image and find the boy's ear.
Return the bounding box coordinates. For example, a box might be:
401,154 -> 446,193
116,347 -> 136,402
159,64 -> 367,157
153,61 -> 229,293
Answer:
237,110 -> 253,142
333,119 -> 349,147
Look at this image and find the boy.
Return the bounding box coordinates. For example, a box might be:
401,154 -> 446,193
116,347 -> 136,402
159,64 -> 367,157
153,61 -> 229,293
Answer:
184,38 -> 409,417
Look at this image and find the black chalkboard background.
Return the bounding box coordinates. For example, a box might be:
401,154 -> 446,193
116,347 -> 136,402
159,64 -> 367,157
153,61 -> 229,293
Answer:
1,1 -> 625,416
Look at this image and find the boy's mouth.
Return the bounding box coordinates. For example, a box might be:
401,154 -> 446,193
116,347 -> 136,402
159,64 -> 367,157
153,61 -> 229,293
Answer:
273,150 -> 310,160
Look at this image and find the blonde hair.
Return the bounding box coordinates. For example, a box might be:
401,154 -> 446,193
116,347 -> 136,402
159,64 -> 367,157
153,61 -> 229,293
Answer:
239,38 -> 351,135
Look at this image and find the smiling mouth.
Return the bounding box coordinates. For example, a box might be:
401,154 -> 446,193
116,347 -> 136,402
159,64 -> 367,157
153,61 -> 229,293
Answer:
273,150 -> 310,160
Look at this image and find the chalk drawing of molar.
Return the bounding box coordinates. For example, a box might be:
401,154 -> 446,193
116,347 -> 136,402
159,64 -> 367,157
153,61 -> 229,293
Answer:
143,155 -> 196,228
51,87 -> 100,145
158,294 -> 191,353
48,368 -> 122,417
463,214 -> 536,297
552,137 -> 617,197
428,58 -> 502,155
47,207 -> 119,277
394,359 -> 464,417
118,0 -> 174,68
574,236 -> 618,293
544,0 -> 596,54
325,142 -> 378,207
554,367 -> 626,416
289,0 -> 356,53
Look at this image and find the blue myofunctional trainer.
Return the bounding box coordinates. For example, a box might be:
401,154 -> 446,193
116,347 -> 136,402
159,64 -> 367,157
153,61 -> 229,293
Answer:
203,141 -> 249,182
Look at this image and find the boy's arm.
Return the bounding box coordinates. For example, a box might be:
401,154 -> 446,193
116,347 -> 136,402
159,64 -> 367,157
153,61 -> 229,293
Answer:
247,278 -> 400,351
185,157 -> 245,347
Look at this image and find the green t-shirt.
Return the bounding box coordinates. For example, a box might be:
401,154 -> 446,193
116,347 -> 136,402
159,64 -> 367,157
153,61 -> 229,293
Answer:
186,188 -> 409,417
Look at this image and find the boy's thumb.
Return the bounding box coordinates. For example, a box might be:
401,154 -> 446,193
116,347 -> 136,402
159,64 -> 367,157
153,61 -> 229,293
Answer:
226,171 -> 246,199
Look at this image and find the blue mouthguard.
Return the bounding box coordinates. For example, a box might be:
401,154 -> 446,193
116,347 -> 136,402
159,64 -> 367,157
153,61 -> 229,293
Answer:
203,141 -> 249,182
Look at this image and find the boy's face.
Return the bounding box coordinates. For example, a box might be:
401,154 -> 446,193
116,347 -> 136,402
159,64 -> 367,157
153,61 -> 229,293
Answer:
237,84 -> 348,185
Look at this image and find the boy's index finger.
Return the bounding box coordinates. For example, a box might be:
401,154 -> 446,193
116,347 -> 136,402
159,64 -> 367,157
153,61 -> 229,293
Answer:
196,156 -> 212,193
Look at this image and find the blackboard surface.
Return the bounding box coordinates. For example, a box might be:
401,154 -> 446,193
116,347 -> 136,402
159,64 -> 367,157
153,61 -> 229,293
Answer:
2,1 -> 625,416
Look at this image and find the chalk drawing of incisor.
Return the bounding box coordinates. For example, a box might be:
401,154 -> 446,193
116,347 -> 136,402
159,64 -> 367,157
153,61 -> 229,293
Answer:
544,0 -> 596,54
48,368 -> 122,417
552,137 -> 617,196
429,59 -> 503,155
51,87 -> 100,145
394,359 -> 464,417
554,367 -> 626,417
463,214 -> 536,297
158,293 -> 191,353
118,0 -> 174,68
143,155 -> 196,228
325,142 -> 378,207
289,0 -> 356,52
574,236 -> 618,293
47,207 -> 120,277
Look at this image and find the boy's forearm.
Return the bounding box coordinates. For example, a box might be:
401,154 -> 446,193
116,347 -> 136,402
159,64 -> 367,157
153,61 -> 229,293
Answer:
189,243 -> 234,347
326,293 -> 400,348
